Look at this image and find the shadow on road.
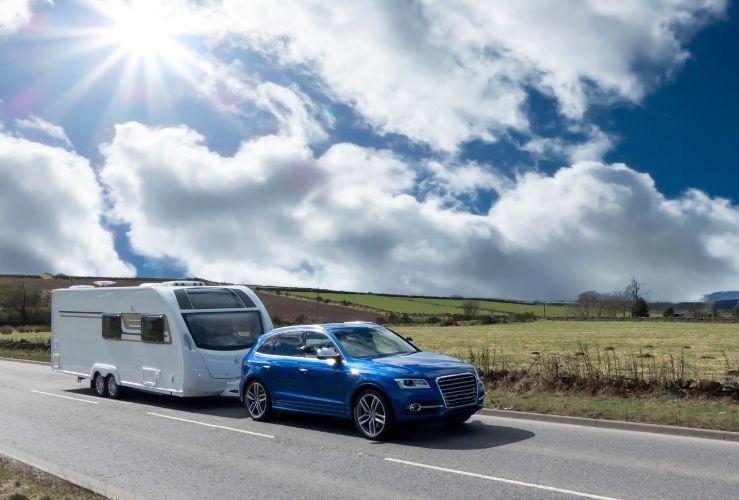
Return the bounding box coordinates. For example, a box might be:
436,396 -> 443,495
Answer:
64,388 -> 533,450
65,387 -> 246,419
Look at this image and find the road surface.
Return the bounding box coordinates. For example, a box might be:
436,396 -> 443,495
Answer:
0,360 -> 737,499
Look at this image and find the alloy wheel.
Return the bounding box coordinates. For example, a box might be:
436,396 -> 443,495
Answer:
246,381 -> 268,419
356,393 -> 387,438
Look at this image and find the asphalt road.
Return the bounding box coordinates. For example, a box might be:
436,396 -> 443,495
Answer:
1,360 -> 737,500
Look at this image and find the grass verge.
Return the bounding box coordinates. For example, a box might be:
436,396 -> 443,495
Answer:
0,455 -> 103,500
487,388 -> 739,432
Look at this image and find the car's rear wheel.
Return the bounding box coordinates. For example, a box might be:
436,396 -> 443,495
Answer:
106,375 -> 123,399
93,373 -> 108,397
353,389 -> 393,440
245,380 -> 273,421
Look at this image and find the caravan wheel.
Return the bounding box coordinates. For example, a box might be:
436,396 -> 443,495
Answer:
106,375 -> 122,399
93,373 -> 108,397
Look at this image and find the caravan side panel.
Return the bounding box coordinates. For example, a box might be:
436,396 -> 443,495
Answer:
51,288 -> 186,395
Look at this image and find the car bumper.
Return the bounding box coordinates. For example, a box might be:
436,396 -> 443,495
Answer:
391,387 -> 485,423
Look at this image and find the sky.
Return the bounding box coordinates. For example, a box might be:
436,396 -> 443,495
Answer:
0,0 -> 738,302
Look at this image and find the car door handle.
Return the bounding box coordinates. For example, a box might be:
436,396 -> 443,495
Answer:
298,368 -> 308,373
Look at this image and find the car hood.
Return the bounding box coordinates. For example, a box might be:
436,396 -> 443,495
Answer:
366,351 -> 474,377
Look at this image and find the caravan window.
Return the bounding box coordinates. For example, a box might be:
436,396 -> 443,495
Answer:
182,311 -> 264,351
102,314 -> 122,340
141,315 -> 167,343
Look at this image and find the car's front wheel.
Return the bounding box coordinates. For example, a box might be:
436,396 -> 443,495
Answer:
244,380 -> 273,421
353,389 -> 393,440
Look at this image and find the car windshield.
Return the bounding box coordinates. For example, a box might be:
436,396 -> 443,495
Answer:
182,311 -> 263,351
332,326 -> 417,359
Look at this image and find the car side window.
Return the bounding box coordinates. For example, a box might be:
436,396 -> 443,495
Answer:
257,336 -> 278,354
303,331 -> 336,358
272,332 -> 304,357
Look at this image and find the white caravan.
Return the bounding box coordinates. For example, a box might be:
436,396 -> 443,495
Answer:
51,281 -> 273,398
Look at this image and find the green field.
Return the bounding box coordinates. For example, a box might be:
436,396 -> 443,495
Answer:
284,291 -> 571,317
394,320 -> 739,380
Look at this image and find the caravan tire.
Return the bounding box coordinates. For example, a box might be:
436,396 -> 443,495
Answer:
106,375 -> 122,399
93,373 -> 108,397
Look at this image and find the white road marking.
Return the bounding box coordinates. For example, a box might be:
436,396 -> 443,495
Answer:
147,412 -> 275,439
30,390 -> 99,405
385,458 -> 621,500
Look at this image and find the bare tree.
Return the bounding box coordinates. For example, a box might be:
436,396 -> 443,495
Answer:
461,299 -> 480,317
625,277 -> 645,317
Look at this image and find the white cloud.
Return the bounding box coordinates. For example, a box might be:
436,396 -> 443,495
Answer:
524,126 -> 615,164
15,115 -> 72,148
0,0 -> 38,36
100,123 -> 739,301
198,61 -> 328,143
0,131 -> 134,276
196,0 -> 726,151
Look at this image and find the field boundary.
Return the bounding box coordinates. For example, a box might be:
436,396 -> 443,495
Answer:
480,408 -> 739,442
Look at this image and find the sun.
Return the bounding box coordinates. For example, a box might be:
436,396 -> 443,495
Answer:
46,0 -> 208,122
105,1 -> 179,57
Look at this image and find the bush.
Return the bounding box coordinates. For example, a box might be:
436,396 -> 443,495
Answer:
662,306 -> 675,318
0,325 -> 13,335
427,316 -> 440,324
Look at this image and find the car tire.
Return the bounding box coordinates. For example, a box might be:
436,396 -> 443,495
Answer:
106,375 -> 123,399
93,373 -> 108,397
353,389 -> 394,441
244,380 -> 273,421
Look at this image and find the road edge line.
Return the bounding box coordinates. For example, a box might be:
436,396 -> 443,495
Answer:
0,444 -> 143,500
0,356 -> 49,366
479,408 -> 739,442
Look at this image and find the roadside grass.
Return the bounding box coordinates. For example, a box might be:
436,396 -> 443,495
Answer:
487,389 -> 739,432
0,330 -> 50,362
394,321 -> 739,380
0,348 -> 49,362
0,456 -> 103,500
0,331 -> 50,345
283,291 -> 571,317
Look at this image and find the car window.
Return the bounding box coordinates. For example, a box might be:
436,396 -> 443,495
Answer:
333,326 -> 417,359
272,332 -> 304,357
257,335 -> 278,354
303,331 -> 337,358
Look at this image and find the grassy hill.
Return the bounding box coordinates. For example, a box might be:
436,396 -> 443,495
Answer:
275,289 -> 571,317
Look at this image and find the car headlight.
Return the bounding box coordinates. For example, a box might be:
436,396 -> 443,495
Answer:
394,378 -> 430,389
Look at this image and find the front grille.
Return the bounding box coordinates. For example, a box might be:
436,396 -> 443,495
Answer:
437,373 -> 478,408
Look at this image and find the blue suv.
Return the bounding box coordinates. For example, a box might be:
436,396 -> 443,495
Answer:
240,322 -> 484,440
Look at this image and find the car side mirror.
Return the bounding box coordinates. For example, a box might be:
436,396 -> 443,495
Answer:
316,346 -> 342,362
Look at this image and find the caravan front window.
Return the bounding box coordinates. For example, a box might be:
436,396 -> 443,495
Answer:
182,311 -> 264,351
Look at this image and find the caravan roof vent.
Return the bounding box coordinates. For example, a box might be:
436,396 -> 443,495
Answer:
69,285 -> 95,289
161,280 -> 205,287
93,280 -> 117,287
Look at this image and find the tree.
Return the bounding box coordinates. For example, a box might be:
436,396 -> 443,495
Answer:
0,281 -> 39,324
575,291 -> 600,318
461,299 -> 480,317
632,297 -> 649,318
662,305 -> 675,318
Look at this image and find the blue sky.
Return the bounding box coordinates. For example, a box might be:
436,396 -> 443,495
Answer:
0,0 -> 738,301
